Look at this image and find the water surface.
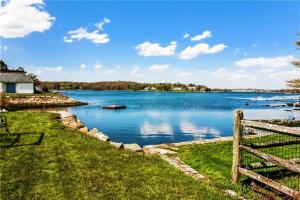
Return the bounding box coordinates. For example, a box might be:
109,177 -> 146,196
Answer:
63,91 -> 299,146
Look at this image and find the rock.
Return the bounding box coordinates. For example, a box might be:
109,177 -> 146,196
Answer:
143,146 -> 177,155
90,128 -> 99,134
224,189 -> 237,198
77,121 -> 85,129
295,102 -> 300,107
94,132 -> 110,142
124,143 -> 143,152
63,116 -> 76,122
109,141 -> 124,149
69,122 -> 80,129
79,127 -> 89,133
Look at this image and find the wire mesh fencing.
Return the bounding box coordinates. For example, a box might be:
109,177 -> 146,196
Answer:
232,109 -> 300,199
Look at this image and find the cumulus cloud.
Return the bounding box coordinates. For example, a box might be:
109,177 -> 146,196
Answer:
235,55 -> 294,68
64,18 -> 110,44
95,18 -> 111,30
179,43 -> 227,60
94,61 -> 103,69
0,0 -> 54,38
183,33 -> 190,39
149,64 -> 170,72
64,27 -> 109,44
191,31 -> 212,41
80,64 -> 86,69
135,41 -> 177,57
35,66 -> 63,74
177,72 -> 191,77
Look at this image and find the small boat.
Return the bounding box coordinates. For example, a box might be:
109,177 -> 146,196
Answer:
102,105 -> 126,109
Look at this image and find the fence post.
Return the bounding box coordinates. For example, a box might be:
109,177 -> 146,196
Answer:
232,109 -> 244,183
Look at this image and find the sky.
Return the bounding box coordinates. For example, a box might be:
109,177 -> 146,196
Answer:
0,0 -> 299,89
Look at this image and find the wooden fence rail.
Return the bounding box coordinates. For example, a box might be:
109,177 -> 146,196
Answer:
231,109 -> 300,199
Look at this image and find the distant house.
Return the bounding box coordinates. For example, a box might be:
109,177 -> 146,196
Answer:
0,71 -> 34,93
173,87 -> 182,91
188,86 -> 197,91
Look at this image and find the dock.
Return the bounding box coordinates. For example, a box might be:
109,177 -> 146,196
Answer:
102,105 -> 126,109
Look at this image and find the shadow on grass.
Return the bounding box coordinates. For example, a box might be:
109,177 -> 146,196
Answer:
0,132 -> 45,148
241,168 -> 299,199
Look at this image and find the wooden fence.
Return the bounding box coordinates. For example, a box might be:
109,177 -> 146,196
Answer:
232,109 -> 300,199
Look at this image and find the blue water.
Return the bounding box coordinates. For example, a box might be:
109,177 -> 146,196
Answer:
64,91 -> 299,146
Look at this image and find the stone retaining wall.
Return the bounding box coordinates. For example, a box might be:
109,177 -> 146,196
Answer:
53,111 -> 142,152
4,95 -> 87,110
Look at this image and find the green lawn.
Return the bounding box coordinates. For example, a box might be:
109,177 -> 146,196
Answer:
0,112 -> 233,200
178,138 -> 300,199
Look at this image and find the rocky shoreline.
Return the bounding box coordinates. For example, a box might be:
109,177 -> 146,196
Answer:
3,94 -> 87,110
53,111 -> 143,152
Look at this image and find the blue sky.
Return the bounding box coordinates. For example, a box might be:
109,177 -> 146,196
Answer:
0,0 -> 299,88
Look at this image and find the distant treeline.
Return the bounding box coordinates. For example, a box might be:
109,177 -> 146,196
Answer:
40,81 -> 210,92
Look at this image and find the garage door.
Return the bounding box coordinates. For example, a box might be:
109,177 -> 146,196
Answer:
6,83 -> 16,93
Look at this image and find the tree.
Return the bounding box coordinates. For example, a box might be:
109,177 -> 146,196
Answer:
0,60 -> 8,71
287,34 -> 300,88
28,73 -> 41,91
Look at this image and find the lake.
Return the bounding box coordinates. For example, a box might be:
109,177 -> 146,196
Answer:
63,91 -> 299,146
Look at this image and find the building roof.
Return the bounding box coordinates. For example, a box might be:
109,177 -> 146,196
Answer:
0,72 -> 34,83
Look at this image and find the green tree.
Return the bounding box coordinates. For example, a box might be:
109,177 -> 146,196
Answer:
287,34 -> 300,88
0,60 -> 8,71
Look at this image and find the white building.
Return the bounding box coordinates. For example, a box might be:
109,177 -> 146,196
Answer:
188,86 -> 197,91
0,72 -> 34,94
173,87 -> 182,91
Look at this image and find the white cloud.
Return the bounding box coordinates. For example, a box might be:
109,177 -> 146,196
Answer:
149,64 -> 170,72
0,45 -> 8,50
212,68 -> 252,81
269,70 -> 300,80
94,61 -> 103,69
191,31 -> 212,41
35,66 -> 63,74
80,64 -> 86,69
95,18 -> 111,30
235,55 -> 294,68
258,68 -> 276,73
179,43 -> 227,60
130,67 -> 144,77
0,0 -> 54,38
177,72 -> 191,77
64,27 -> 109,44
63,36 -> 73,43
135,41 -> 177,57
183,33 -> 190,39
104,70 -> 114,74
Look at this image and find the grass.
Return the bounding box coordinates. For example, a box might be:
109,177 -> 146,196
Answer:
178,138 -> 299,199
0,112 -> 233,200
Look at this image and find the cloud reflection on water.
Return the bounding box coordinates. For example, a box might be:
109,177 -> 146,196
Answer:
140,121 -> 173,137
180,121 -> 220,138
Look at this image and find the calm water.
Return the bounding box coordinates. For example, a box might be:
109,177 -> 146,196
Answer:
63,91 -> 299,146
